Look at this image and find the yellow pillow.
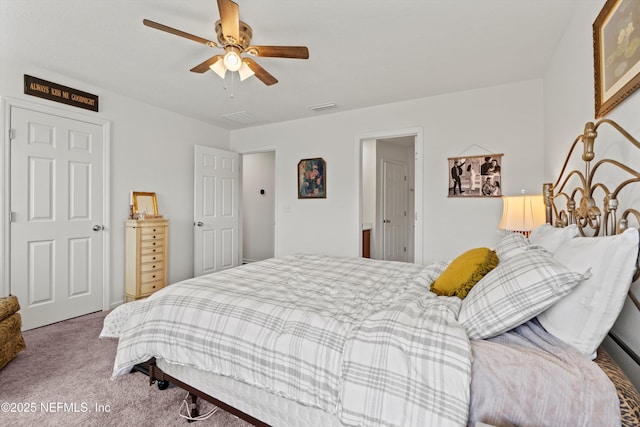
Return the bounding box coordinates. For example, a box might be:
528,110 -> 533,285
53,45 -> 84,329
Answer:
430,247 -> 499,299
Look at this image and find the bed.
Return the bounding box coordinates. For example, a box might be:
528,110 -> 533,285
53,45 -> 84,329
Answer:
102,119 -> 640,426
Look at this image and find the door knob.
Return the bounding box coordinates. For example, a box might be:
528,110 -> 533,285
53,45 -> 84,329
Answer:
92,225 -> 104,231
196,221 -> 204,227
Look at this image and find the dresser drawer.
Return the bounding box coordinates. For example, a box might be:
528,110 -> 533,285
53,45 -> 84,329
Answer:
141,252 -> 164,263
141,225 -> 165,235
140,261 -> 164,273
141,239 -> 164,250
141,245 -> 163,256
140,280 -> 164,295
141,232 -> 164,242
141,271 -> 164,283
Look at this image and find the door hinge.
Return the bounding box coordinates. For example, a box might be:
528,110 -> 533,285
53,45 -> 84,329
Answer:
9,211 -> 16,222
403,246 -> 407,252
9,129 -> 16,140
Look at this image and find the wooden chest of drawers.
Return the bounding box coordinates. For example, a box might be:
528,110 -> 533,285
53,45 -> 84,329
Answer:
125,219 -> 168,302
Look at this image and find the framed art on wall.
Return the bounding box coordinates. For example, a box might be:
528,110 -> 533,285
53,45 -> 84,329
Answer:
594,0 -> 640,118
448,154 -> 502,197
298,158 -> 326,198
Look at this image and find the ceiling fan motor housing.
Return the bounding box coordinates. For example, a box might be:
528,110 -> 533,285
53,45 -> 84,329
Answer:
215,20 -> 252,49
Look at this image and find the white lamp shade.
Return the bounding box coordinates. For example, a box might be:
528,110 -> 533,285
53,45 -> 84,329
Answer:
238,61 -> 255,81
498,194 -> 546,233
209,60 -> 227,79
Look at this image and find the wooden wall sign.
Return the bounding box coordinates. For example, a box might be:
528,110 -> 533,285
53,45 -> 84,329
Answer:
24,75 -> 99,112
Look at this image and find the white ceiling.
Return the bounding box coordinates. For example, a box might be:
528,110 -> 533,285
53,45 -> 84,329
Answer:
0,0 -> 584,130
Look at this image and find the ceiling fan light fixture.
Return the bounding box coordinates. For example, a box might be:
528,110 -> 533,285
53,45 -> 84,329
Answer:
209,60 -> 227,79
223,49 -> 242,72
238,62 -> 255,81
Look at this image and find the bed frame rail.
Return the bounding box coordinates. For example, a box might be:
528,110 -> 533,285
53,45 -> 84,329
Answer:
148,359 -> 270,426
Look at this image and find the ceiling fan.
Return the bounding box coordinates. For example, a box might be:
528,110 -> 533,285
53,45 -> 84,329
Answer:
143,0 -> 309,86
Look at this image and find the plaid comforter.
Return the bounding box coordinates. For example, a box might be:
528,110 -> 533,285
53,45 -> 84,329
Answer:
110,254 -> 471,426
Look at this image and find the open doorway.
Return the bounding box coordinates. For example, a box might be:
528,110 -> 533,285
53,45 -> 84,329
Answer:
359,128 -> 423,264
241,151 -> 275,263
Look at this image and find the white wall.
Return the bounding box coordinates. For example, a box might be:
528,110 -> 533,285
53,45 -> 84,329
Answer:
361,139 -> 376,229
544,1 -> 640,169
232,79 -> 545,263
0,58 -> 230,307
242,151 -> 275,262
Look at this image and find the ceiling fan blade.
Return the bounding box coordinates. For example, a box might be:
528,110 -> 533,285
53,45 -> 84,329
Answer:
243,58 -> 278,86
143,19 -> 218,48
246,45 -> 309,59
190,55 -> 224,73
217,0 -> 240,44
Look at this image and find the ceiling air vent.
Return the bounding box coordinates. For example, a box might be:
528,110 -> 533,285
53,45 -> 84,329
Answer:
220,111 -> 256,124
308,102 -> 336,112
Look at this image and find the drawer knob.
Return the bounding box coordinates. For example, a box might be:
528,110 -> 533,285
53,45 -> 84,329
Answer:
152,275 -> 156,278
152,285 -> 156,289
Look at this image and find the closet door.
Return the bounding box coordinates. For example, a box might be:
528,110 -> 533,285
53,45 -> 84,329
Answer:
193,145 -> 239,276
382,159 -> 408,262
10,105 -> 106,330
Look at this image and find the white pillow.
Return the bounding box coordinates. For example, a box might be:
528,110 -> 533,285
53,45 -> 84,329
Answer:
537,227 -> 639,357
459,246 -> 585,340
528,224 -> 579,253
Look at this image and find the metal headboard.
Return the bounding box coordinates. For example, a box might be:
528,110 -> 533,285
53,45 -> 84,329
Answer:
542,118 -> 640,313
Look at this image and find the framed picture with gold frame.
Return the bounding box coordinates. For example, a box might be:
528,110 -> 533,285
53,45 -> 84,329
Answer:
133,191 -> 159,217
593,0 -> 640,118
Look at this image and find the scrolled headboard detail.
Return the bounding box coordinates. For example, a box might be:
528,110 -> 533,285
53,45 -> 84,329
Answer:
544,119 -> 640,237
543,119 -> 640,312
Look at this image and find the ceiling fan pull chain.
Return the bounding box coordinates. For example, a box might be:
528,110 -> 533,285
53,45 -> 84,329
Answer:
218,72 -> 228,93
229,71 -> 235,99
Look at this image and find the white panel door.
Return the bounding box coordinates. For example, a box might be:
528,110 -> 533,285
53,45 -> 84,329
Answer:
10,106 -> 104,330
382,159 -> 408,262
194,145 -> 239,277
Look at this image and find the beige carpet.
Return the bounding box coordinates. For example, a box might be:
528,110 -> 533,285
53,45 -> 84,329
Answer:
0,310 -> 252,427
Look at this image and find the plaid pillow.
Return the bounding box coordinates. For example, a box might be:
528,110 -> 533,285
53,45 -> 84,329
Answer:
458,246 -> 585,340
494,232 -> 530,261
